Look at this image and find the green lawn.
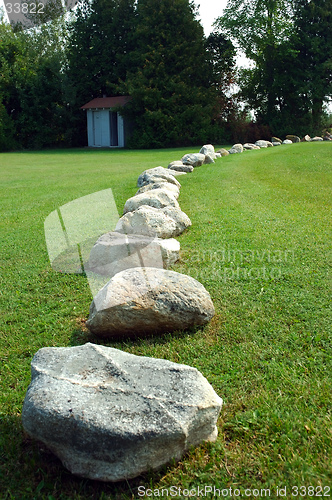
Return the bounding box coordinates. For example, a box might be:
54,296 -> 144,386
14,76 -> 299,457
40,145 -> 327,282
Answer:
0,143 -> 331,499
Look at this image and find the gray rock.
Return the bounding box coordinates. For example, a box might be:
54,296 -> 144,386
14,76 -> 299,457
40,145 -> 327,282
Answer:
123,189 -> 180,214
271,136 -> 282,144
215,152 -> 221,158
87,232 -> 180,278
255,140 -> 268,148
266,141 -> 273,147
272,141 -> 281,146
181,153 -> 206,167
216,148 -> 229,157
86,267 -> 215,336
243,143 -> 260,150
203,154 -> 215,164
22,343 -> 222,482
286,135 -> 301,143
135,182 -> 180,199
167,163 -> 194,173
310,136 -> 323,141
282,139 -> 293,144
137,167 -> 182,189
228,143 -> 243,154
304,134 -> 311,142
199,144 -> 216,159
115,205 -> 191,239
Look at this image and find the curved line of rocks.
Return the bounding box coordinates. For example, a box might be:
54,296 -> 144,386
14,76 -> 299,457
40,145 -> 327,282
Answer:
85,145 -> 220,338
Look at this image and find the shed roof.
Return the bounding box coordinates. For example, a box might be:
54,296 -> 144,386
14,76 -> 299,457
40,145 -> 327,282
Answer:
81,96 -> 131,110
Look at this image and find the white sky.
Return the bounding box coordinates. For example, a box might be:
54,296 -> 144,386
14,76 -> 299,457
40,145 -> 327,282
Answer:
194,0 -> 228,35
0,0 -> 228,31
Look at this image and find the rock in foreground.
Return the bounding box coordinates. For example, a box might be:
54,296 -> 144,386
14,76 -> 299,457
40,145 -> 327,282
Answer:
22,343 -> 222,482
86,267 -> 215,337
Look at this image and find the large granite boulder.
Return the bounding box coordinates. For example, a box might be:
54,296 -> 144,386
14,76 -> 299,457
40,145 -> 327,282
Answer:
123,189 -> 180,214
228,143 -> 243,154
137,167 -> 182,189
181,153 -> 206,167
22,343 -> 222,482
135,182 -> 180,199
87,232 -> 180,278
86,267 -> 215,337
115,205 -> 191,239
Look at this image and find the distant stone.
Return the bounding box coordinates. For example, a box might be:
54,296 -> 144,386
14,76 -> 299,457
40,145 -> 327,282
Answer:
115,205 -> 191,239
203,154 -> 215,164
228,143 -> 243,154
310,136 -> 323,141
215,153 -> 221,158
86,267 -> 215,337
271,137 -> 282,144
167,162 -> 194,173
123,189 -> 180,214
243,143 -> 260,150
286,135 -> 301,143
216,148 -> 229,157
199,144 -> 216,159
137,167 -> 182,189
266,141 -> 273,147
303,135 -> 311,142
87,232 -> 180,278
22,343 -> 222,482
255,140 -> 268,148
323,136 -> 332,141
282,139 -> 293,144
272,141 -> 281,146
135,182 -> 180,199
181,153 -> 206,167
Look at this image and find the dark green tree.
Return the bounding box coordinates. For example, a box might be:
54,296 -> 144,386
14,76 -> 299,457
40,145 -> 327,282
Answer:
117,0 -> 216,148
291,0 -> 332,132
65,0 -> 136,145
216,0 -> 296,127
0,17 -> 69,150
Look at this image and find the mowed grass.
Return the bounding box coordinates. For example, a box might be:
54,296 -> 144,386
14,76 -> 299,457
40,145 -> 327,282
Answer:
0,143 -> 331,499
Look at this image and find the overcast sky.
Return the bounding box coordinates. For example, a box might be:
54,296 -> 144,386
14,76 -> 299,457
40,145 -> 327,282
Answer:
194,0 -> 228,35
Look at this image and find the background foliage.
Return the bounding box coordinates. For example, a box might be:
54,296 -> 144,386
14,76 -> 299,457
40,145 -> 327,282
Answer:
0,0 -> 331,150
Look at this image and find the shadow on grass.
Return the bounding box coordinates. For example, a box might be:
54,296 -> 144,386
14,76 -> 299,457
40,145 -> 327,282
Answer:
69,318 -> 204,350
0,413 -> 180,499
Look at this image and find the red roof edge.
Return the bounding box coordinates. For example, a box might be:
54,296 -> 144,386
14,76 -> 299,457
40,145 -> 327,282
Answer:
81,96 -> 131,110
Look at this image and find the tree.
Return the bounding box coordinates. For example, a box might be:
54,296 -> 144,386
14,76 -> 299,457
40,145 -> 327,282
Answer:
215,0 -> 298,130
291,0 -> 332,132
0,17 -> 69,150
65,0 -> 136,145
117,0 -> 216,147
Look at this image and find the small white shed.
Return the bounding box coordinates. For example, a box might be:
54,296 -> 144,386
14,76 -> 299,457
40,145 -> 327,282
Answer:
81,96 -> 131,148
